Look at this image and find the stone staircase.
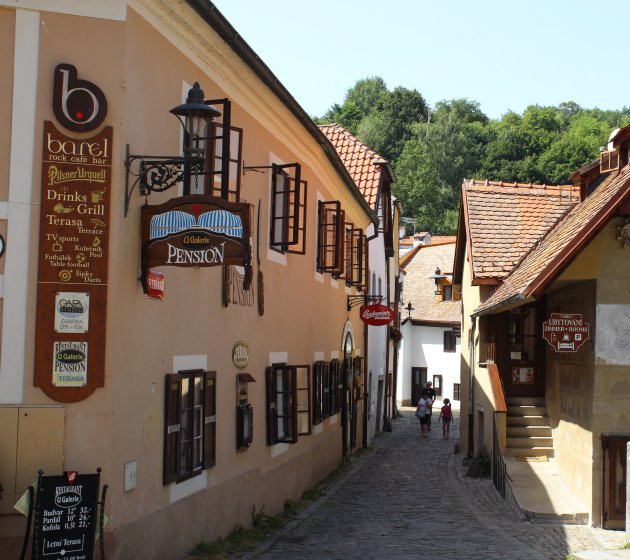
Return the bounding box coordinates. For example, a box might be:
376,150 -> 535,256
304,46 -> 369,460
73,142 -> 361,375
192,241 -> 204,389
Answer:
504,396 -> 554,458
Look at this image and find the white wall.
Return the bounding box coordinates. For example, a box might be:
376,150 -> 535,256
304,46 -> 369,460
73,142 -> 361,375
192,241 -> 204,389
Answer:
397,322 -> 461,409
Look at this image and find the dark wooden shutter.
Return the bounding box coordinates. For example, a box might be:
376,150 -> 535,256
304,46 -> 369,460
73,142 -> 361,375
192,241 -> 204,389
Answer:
163,374 -> 181,485
317,201 -> 344,272
266,366 -> 278,444
270,163 -> 307,254
322,361 -> 330,418
313,361 -> 324,425
203,371 -> 217,468
601,148 -> 620,173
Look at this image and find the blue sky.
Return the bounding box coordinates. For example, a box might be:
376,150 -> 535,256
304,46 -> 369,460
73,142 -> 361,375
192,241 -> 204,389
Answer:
212,0 -> 629,120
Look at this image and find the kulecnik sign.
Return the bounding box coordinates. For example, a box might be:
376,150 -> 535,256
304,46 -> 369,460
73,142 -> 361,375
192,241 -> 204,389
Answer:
360,304 -> 394,326
543,312 -> 590,352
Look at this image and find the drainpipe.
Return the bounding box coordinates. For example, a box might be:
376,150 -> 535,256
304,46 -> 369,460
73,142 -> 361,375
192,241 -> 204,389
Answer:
467,315 -> 476,459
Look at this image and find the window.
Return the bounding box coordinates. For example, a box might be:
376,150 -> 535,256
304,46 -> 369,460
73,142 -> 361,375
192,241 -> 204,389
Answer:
443,331 -> 456,353
340,223 -> 366,289
163,370 -> 216,484
509,307 -> 536,361
270,163 -> 307,254
432,374 -> 443,397
313,361 -> 331,425
453,383 -> 461,401
443,285 -> 453,301
266,363 -> 311,444
329,359 -> 342,415
317,201 -> 344,273
601,148 -> 620,173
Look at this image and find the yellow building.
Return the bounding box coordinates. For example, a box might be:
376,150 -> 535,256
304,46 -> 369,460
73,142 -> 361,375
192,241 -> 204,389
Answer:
0,2 -> 386,557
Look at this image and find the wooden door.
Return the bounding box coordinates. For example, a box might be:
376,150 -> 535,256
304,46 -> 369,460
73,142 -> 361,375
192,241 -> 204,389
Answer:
602,435 -> 629,529
411,367 -> 427,407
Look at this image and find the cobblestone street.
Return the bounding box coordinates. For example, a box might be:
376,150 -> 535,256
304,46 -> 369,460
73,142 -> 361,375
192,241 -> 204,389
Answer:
230,409 -> 627,560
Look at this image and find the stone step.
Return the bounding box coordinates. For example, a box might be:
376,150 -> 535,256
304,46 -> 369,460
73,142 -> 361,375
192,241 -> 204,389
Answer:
508,405 -> 547,417
507,415 -> 550,427
507,436 -> 554,448
507,397 -> 546,407
503,447 -> 555,458
507,426 -> 552,437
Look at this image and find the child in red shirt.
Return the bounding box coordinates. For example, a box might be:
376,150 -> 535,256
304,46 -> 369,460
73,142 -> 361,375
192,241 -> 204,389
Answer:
438,398 -> 453,439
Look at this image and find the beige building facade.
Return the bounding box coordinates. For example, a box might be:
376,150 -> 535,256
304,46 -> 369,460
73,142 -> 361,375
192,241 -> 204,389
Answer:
0,2 -> 382,558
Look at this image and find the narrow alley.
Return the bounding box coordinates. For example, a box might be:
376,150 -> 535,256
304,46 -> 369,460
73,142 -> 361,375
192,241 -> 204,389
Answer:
228,410 -> 626,560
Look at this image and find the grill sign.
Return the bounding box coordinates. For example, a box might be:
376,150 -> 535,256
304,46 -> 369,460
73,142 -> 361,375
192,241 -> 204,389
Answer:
360,304 -> 394,326
543,313 -> 590,352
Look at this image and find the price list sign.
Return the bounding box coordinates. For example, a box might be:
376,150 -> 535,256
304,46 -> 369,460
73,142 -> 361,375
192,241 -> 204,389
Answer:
32,472 -> 100,560
34,122 -> 112,403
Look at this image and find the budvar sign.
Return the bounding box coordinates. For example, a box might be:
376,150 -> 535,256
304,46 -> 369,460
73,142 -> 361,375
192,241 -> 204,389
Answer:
360,304 -> 394,326
543,313 -> 590,352
140,195 -> 251,293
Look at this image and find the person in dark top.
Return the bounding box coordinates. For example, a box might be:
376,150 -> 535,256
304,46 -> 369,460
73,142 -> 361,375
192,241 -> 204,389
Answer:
425,382 -> 436,430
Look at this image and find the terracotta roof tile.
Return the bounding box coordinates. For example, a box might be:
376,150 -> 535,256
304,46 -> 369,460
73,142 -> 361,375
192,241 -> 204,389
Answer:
319,124 -> 386,210
463,179 -> 580,281
475,167 -> 630,315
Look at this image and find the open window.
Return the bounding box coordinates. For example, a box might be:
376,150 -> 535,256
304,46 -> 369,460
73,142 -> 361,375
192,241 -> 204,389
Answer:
601,148 -> 620,173
317,201 -> 345,273
163,370 -> 216,485
313,361 -> 332,425
266,363 -> 311,445
270,163 -> 307,254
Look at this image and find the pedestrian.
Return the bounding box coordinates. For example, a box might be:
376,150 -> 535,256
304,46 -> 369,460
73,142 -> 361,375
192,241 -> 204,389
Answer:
416,390 -> 431,438
424,381 -> 436,430
438,398 -> 453,439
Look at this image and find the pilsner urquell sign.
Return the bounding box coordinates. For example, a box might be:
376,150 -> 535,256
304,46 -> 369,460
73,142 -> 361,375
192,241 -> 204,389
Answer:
543,313 -> 590,352
140,195 -> 251,292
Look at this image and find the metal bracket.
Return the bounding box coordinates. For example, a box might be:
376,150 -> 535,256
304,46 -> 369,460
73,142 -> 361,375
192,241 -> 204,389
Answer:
347,294 -> 384,312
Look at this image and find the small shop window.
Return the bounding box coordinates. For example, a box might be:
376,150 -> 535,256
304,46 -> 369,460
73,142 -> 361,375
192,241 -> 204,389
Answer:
266,363 -> 311,445
163,370 -> 216,485
317,201 -> 345,273
443,331 -> 456,353
270,163 -> 307,254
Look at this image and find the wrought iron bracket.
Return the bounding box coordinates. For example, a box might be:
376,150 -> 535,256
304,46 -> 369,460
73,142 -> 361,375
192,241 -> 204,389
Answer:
347,294 -> 384,311
124,144 -> 204,217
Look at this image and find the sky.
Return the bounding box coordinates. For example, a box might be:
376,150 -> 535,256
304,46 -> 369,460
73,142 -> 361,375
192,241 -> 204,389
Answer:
212,0 -> 630,121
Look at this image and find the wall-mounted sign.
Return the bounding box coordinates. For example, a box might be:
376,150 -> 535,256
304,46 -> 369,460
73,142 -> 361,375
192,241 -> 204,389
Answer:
360,304 -> 394,326
145,269 -> 165,301
232,341 -> 250,370
54,292 -> 89,333
32,471 -> 101,560
53,63 -> 108,133
543,312 -> 590,352
452,324 -> 461,337
140,195 -> 252,292
35,121 -> 112,402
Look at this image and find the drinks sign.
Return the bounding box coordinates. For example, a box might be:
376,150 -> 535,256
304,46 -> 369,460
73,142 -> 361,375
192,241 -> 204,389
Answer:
543,313 -> 590,352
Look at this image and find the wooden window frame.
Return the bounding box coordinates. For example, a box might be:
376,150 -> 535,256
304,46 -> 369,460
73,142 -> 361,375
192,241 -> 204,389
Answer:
443,331 -> 456,353
601,148 -> 620,173
317,201 -> 344,273
329,359 -> 342,415
266,363 -> 311,445
163,369 -> 216,485
453,382 -> 461,401
270,163 -> 307,254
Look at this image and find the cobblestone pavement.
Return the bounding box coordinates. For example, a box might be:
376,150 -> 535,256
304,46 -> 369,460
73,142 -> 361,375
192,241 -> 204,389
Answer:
230,409 -> 627,560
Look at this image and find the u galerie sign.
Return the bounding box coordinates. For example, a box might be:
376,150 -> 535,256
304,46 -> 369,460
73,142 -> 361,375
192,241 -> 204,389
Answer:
360,304 -> 394,326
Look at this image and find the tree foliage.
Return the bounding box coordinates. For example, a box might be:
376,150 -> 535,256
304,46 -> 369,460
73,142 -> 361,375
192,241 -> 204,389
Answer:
316,79 -> 630,234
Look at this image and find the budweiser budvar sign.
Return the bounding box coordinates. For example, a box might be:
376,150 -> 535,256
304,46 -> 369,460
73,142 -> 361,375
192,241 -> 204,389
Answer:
360,304 -> 394,326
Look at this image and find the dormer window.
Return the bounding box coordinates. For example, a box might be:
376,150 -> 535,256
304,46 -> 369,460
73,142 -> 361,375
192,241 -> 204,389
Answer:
600,148 -> 620,173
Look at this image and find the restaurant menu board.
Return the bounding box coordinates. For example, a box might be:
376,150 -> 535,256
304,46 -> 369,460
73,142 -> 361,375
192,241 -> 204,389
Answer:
32,473 -> 100,560
34,122 -> 112,403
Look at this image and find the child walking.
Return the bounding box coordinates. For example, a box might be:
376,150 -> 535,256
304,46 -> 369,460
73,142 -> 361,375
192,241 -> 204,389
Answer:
438,398 -> 453,439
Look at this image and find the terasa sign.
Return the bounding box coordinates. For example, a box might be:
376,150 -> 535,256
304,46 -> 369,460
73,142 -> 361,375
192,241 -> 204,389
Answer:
360,304 -> 394,326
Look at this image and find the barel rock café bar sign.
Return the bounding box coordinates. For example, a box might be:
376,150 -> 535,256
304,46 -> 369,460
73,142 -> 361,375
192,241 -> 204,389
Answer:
34,121 -> 112,403
543,312 -> 590,352
140,195 -> 252,292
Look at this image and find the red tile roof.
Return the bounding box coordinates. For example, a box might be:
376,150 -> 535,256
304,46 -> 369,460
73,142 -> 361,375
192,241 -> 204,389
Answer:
319,124 -> 386,210
475,167 -> 630,315
462,179 -> 580,282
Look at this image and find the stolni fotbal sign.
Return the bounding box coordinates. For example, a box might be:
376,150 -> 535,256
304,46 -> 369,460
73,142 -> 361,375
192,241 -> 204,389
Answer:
140,195 -> 252,293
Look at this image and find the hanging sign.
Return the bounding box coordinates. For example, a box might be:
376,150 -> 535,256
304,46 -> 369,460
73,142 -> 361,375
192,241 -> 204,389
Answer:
543,312 -> 590,352
145,269 -> 165,301
359,304 -> 394,326
32,471 -> 101,560
140,195 -> 251,293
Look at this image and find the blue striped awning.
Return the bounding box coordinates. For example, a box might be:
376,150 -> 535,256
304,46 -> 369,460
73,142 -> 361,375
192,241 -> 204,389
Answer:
150,209 -> 243,240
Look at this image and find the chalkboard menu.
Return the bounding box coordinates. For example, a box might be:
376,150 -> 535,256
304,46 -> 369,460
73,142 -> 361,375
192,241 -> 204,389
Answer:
32,473 -> 100,560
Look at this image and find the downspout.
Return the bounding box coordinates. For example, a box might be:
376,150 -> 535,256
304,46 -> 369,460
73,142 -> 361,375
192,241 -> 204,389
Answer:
467,315 -> 476,459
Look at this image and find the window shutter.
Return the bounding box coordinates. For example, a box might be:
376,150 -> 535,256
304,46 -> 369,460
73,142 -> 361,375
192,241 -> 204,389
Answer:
601,148 -> 620,173
270,164 -> 307,254
313,361 -> 324,425
296,365 -> 311,436
163,374 -> 181,485
265,366 -> 277,445
329,359 -> 341,414
317,201 -> 344,272
203,371 -> 217,469
347,227 -> 365,288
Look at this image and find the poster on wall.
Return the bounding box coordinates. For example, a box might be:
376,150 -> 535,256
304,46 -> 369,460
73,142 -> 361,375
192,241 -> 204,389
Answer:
512,366 -> 535,385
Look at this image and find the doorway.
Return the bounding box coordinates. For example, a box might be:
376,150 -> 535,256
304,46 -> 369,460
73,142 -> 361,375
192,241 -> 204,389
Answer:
411,367 -> 427,407
602,435 -> 629,529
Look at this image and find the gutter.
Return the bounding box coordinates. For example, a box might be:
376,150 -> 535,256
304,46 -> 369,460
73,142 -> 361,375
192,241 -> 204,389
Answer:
185,0 -> 379,228
473,293 -> 531,318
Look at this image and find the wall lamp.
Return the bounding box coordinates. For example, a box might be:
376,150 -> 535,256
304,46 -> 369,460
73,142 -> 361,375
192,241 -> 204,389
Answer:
405,301 -> 414,319
429,267 -> 447,295
124,82 -> 221,216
